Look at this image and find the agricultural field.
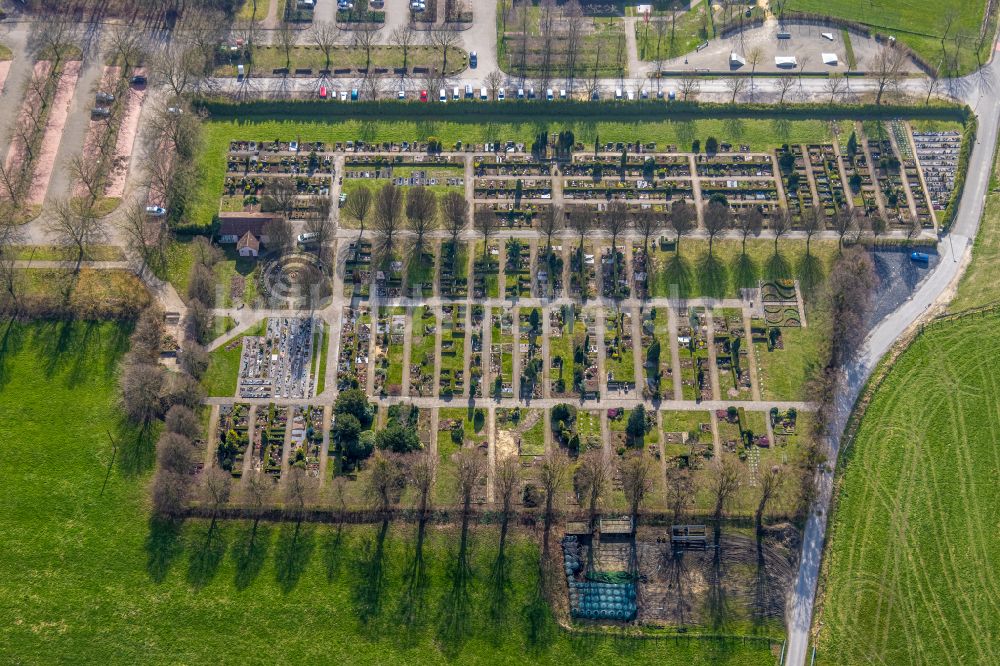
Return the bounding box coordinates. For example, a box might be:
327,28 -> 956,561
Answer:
816,311 -> 1000,665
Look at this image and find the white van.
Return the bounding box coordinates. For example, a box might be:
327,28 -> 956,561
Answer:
452,86 -> 460,100
480,87 -> 488,100
465,84 -> 473,98
439,88 -> 447,102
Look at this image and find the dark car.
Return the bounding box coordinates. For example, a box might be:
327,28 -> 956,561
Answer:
131,74 -> 147,86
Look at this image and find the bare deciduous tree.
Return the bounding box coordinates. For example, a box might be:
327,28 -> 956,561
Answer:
474,207 -> 498,260
620,452 -> 653,530
735,207 -> 763,255
777,76 -> 796,104
366,451 -> 404,516
310,20 -> 342,72
485,69 -> 504,100
201,466 -> 232,528
405,186 -> 437,256
870,43 -> 907,104
428,26 -> 462,75
703,200 -> 730,256
669,200 -> 696,253
121,362 -> 166,426
771,209 -> 791,255
754,464 -> 784,534
47,198 -> 105,273
679,75 -> 701,101
725,76 -> 747,103
802,205 -> 824,255
710,454 -> 743,524
165,405 -> 201,440
576,449 -> 610,529
374,182 -> 404,262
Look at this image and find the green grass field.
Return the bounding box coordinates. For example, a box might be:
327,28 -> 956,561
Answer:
784,0 -> 993,74
202,319 -> 267,398
815,310 -> 1000,664
0,321 -> 779,664
951,137 -> 1000,312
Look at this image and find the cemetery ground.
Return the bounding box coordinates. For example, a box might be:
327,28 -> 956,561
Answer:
0,321 -> 777,665
814,310 -> 1000,665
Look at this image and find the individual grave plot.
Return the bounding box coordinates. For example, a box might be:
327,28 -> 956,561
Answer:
373,307 -> 406,396
601,244 -> 629,300
253,403 -> 288,480
550,403 -> 603,456
469,305 -> 485,398
374,255 -> 405,299
631,242 -> 649,299
408,306 -> 437,397
518,308 -> 544,399
477,201 -> 551,229
439,239 -> 469,298
912,129 -> 962,214
439,304 -> 466,398
604,310 -> 636,395
678,307 -> 712,401
806,144 -> 849,218
490,308 -> 515,399
839,129 -> 876,216
713,308 -> 753,400
549,306 -> 583,399
504,237 -> 532,298
607,405 -> 657,454
569,240 -> 598,300
640,307 -> 673,401
289,406 -> 323,478
343,239 -> 372,299
715,406 -> 769,455
496,407 -> 546,458
337,305 -> 371,391
775,144 -> 814,224
472,240 -> 500,299
661,410 -> 714,469
237,316 -> 319,399
216,403 -> 251,477
535,242 -> 564,298
436,407 -> 488,506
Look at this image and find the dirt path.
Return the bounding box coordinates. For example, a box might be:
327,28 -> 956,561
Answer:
30,61 -> 82,206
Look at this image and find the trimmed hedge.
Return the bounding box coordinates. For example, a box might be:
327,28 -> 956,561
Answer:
195,98 -> 971,124
937,114 -> 977,233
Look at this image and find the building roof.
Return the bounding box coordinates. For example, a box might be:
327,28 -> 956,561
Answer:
237,230 -> 260,252
218,212 -> 281,239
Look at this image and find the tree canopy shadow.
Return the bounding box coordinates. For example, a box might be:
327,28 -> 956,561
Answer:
765,251 -> 792,282
732,253 -> 759,291
0,318 -> 26,391
697,252 -> 728,299
187,520 -> 227,590
353,519 -> 390,627
796,251 -> 825,297
662,253 -> 692,298
116,420 -> 158,478
274,521 -> 316,594
397,518 -> 430,631
322,522 -> 346,583
145,516 -> 184,583
437,526 -> 476,655
233,520 -> 272,590
487,546 -> 512,643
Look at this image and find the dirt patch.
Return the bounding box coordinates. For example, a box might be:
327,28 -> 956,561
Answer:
28,60 -> 81,206
0,61 -> 11,95
496,429 -> 518,458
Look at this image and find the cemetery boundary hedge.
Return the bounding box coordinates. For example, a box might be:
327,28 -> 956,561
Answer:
196,98 -> 971,125
937,115 -> 977,233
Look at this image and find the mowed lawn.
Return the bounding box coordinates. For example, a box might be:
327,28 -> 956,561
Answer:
816,311 -> 1000,665
785,0 -> 991,73
0,321 -> 776,664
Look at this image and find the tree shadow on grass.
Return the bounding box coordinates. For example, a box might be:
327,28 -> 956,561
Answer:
796,251 -> 825,297
145,516 -> 184,583
732,253 -> 759,291
662,253 -> 692,298
398,518 -> 430,631
0,318 -> 26,391
486,547 -> 512,643
437,524 -> 475,656
187,520 -> 227,590
321,522 -> 346,583
353,519 -> 390,626
522,574 -> 555,655
274,521 -> 316,594
697,252 -> 728,299
765,251 -> 792,282
233,520 -> 272,590
117,421 -> 158,478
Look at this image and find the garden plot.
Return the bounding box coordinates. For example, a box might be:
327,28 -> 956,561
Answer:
469,305 -> 484,398
407,238 -> 435,298
604,309 -> 636,395
911,129 -> 961,214
337,305 -> 370,391
569,240 -> 598,299
504,237 -> 532,298
806,144 -> 849,217
237,316 -> 319,399
775,144 -> 815,224
631,241 -> 650,298
660,410 -> 714,468
408,305 -> 437,397
518,307 -> 544,399
472,240 -> 500,299
548,305 -> 585,398
436,407 -> 488,506
607,405 -> 657,451
215,402 -> 251,477
550,404 -> 603,456
497,407 -> 546,458
438,304 -> 466,397
758,280 -> 803,327
253,403 -> 288,480
343,239 -> 372,299
535,242 -> 563,298
490,307 -> 515,399
374,254 -> 405,298
601,243 -> 628,299
864,131 -> 911,226
289,406 -> 323,477
713,308 -> 753,400
640,306 -> 673,400
438,239 -> 468,298
678,307 -> 712,401
373,307 -> 406,396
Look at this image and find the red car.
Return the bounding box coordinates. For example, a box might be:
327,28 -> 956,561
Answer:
419,90 -> 428,102
319,85 -> 327,99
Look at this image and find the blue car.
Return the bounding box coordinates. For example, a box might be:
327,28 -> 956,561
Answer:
910,251 -> 930,263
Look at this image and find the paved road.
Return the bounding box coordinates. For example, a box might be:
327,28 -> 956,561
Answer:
782,45 -> 1000,666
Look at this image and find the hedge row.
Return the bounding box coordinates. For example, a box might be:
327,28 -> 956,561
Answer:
937,114 -> 978,233
196,98 -> 971,124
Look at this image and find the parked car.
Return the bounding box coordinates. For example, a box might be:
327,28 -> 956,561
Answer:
130,74 -> 146,86
420,89 -> 428,102
96,91 -> 114,104
350,88 -> 358,101
319,85 -> 327,99
479,87 -> 487,100
398,89 -> 406,100
298,232 -> 319,246
546,88 -> 553,101
452,86 -> 460,100
145,205 -> 166,217
91,107 -> 111,118
910,252 -> 931,263
469,51 -> 477,68
497,88 -> 505,101
465,84 -> 473,98
439,88 -> 447,102
167,107 -> 184,115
